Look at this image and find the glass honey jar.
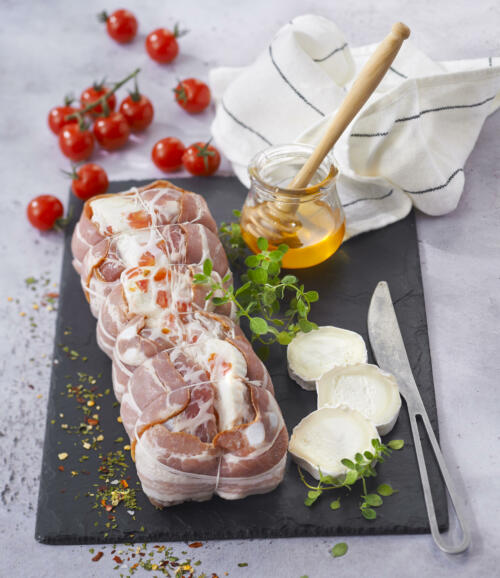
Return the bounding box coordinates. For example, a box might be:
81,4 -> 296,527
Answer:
240,144 -> 345,269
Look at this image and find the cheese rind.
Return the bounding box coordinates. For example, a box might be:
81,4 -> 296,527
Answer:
287,326 -> 367,390
288,406 -> 379,480
316,363 -> 401,436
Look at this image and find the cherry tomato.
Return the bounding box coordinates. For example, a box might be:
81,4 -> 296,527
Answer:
71,163 -> 109,200
59,124 -> 95,161
119,93 -> 154,132
80,84 -> 116,116
174,78 -> 211,114
101,9 -> 138,44
47,105 -> 79,135
27,195 -> 64,231
145,26 -> 184,63
152,137 -> 186,172
93,112 -> 130,151
182,142 -> 221,176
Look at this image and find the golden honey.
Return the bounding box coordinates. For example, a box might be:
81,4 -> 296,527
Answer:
240,144 -> 346,269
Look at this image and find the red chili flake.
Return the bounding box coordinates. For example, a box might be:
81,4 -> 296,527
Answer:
136,279 -> 149,293
92,551 -> 104,562
58,465 -> 65,472
153,268 -> 167,281
120,479 -> 129,488
105,504 -> 113,512
87,418 -> 99,426
45,292 -> 59,299
188,542 -> 203,548
76,397 -> 85,404
113,556 -> 123,564
156,290 -> 169,308
138,251 -> 156,266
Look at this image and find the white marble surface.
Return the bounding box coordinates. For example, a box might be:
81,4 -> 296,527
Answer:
0,0 -> 499,576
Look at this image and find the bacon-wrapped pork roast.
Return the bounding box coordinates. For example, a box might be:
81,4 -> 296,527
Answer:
71,181 -> 288,506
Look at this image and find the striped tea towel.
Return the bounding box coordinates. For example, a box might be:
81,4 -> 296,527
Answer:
209,14 -> 500,239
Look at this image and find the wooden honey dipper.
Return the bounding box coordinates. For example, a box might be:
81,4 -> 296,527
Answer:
243,22 -> 411,247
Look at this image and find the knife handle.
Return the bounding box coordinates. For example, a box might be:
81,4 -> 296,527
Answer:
409,409 -> 471,553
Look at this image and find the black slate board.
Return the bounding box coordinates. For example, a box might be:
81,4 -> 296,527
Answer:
35,177 -> 448,545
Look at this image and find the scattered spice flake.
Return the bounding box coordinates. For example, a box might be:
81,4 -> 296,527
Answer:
188,542 -> 203,548
238,562 -> 248,567
58,452 -> 68,461
91,551 -> 104,562
58,465 -> 64,472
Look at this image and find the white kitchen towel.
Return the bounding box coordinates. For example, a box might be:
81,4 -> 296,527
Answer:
210,15 -> 500,239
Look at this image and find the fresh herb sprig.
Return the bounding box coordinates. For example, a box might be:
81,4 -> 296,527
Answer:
219,209 -> 248,263
299,438 -> 404,520
193,237 -> 318,354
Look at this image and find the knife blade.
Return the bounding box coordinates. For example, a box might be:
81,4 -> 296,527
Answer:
367,281 -> 470,554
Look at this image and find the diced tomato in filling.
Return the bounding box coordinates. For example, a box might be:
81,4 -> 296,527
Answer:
220,361 -> 232,375
127,210 -> 152,229
138,251 -> 155,266
161,328 -> 170,334
177,302 -> 188,313
207,352 -> 232,375
156,239 -> 166,252
156,290 -> 169,308
126,267 -> 140,279
154,268 -> 167,281
136,279 -> 149,292
106,225 -> 114,234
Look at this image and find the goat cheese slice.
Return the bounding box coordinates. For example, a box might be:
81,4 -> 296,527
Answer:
288,406 -> 379,480
316,363 -> 401,436
287,326 -> 367,390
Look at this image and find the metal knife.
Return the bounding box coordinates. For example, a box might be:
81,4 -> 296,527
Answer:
367,281 -> 470,554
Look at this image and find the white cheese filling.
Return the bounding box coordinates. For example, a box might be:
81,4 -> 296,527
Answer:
287,326 -> 367,390
193,338 -> 251,432
288,406 -> 379,480
90,192 -> 179,235
316,363 -> 401,435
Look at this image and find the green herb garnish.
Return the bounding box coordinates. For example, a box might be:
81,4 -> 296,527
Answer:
331,542 -> 348,558
299,438 -> 404,520
193,236 -> 318,355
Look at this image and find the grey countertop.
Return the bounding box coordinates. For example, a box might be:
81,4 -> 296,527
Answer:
0,0 -> 499,576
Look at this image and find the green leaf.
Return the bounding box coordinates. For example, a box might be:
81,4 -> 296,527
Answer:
267,261 -> 280,276
257,237 -> 268,251
235,281 -> 252,296
341,458 -> 355,469
232,209 -> 241,217
361,507 -> 377,520
298,318 -> 315,333
248,268 -> 268,284
296,299 -> 307,317
222,273 -> 232,283
377,483 -> 395,496
277,331 -> 293,345
388,439 -> 404,450
192,274 -> 207,284
329,499 -> 341,510
245,255 -> 259,268
344,470 -> 358,485
282,274 -> 298,284
203,259 -> 213,276
330,542 -> 348,558
304,290 -> 319,302
304,489 -> 322,506
212,296 -> 229,305
250,317 -> 269,335
363,493 -> 383,507
355,453 -> 364,463
364,451 -> 374,460
277,243 -> 289,253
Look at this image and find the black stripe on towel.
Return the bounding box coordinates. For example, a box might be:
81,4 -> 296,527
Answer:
351,95 -> 496,138
402,168 -> 464,195
390,66 -> 408,79
342,189 -> 394,208
313,42 -> 348,63
269,45 -> 325,116
221,101 -> 272,145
